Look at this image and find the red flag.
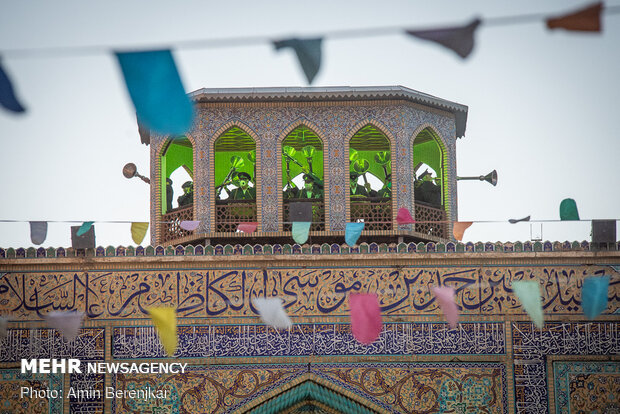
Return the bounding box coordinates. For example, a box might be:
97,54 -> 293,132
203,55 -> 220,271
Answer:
546,2 -> 602,32
349,293 -> 382,344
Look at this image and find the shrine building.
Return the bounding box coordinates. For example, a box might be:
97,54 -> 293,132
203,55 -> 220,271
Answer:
0,86 -> 618,414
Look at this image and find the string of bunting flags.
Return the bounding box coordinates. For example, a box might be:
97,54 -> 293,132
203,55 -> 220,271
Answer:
2,197 -> 616,246
1,2 -> 618,139
0,274 -> 611,353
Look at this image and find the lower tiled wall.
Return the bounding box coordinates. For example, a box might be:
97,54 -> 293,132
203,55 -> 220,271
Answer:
0,321 -> 618,413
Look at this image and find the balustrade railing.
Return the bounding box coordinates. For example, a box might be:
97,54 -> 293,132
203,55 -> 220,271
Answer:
414,201 -> 447,239
283,199 -> 325,231
160,205 -> 194,244
350,197 -> 392,231
216,200 -> 257,232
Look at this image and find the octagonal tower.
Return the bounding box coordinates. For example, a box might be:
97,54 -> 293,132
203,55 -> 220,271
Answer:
148,86 -> 468,246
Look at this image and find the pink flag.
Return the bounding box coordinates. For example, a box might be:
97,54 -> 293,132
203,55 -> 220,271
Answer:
349,293 -> 382,344
180,220 -> 200,231
396,207 -> 415,225
237,222 -> 258,233
45,311 -> 84,342
432,286 -> 459,329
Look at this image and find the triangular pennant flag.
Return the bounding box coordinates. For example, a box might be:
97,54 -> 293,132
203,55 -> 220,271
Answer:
546,2 -> 602,32
512,280 -> 544,329
345,222 -> 365,247
349,293 -> 382,344
137,116 -> 151,145
406,18 -> 481,59
273,38 -> 323,84
0,316 -> 7,339
560,198 -> 580,220
131,222 -> 149,244
77,221 -> 94,237
396,207 -> 415,225
432,286 -> 459,329
29,221 -> 47,245
0,60 -> 26,113
147,307 -> 177,356
252,297 -> 292,330
45,311 -> 84,342
180,220 -> 200,231
582,275 -> 610,320
115,50 -> 193,135
452,221 -> 473,241
509,215 -> 531,224
237,222 -> 258,233
292,221 -> 311,244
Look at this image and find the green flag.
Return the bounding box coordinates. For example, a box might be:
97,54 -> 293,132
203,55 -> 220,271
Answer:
559,198 -> 579,220
292,222 -> 311,244
512,280 -> 544,329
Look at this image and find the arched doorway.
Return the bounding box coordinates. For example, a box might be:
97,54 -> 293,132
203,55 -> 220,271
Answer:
281,125 -> 325,232
214,126 -> 257,232
349,125 -> 392,231
412,127 -> 448,238
159,136 -> 194,243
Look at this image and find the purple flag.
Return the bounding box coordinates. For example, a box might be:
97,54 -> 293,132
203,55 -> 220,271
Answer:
180,220 -> 200,231
406,19 -> 481,59
29,221 -> 47,245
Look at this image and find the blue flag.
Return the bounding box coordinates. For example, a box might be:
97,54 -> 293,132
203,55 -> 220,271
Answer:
0,60 -> 26,113
345,222 -> 365,247
582,275 -> 610,320
116,50 -> 193,135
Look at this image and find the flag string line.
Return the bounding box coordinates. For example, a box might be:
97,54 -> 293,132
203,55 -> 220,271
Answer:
2,4 -> 619,58
0,218 -> 618,225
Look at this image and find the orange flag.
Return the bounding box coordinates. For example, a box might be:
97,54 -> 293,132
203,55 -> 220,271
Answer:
546,2 -> 602,32
452,221 -> 472,241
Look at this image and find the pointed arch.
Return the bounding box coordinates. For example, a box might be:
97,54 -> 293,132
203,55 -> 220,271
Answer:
155,134 -> 197,245
410,124 -> 450,239
277,119 -> 328,232
211,120 -> 260,232
241,376 -> 381,414
345,119 -> 396,231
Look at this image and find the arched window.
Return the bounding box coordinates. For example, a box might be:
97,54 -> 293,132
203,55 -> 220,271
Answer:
412,127 -> 448,238
214,126 -> 257,232
349,125 -> 392,230
160,136 -> 194,243
281,125 -> 325,231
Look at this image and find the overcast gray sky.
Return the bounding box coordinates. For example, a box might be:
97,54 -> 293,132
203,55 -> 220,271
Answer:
0,0 -> 618,248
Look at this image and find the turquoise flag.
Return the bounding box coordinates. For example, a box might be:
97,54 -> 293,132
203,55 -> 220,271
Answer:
77,221 -> 94,236
345,222 -> 365,247
582,275 -> 610,320
512,280 -> 544,329
273,38 -> 323,84
292,221 -> 311,244
559,198 -> 579,220
116,50 -> 193,135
